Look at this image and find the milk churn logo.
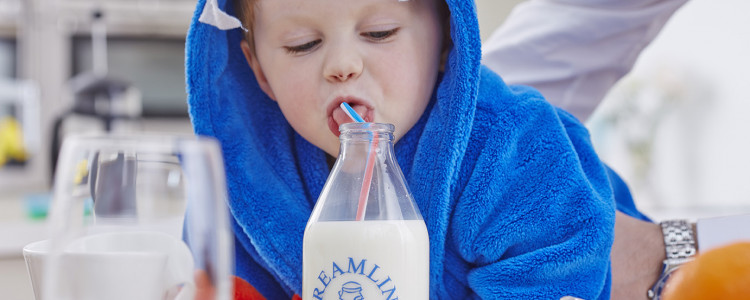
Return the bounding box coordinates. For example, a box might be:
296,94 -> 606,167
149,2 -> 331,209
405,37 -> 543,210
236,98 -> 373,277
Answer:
338,281 -> 364,300
310,257 -> 399,300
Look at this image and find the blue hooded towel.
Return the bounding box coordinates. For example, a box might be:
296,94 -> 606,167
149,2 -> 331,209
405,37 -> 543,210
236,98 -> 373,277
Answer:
186,0 -> 634,298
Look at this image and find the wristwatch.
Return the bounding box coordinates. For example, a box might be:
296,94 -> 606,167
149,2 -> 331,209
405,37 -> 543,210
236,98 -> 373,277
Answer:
647,219 -> 698,299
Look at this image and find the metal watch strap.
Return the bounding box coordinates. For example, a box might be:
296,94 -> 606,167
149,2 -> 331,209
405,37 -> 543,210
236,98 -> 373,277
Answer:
648,220 -> 698,299
661,219 -> 697,264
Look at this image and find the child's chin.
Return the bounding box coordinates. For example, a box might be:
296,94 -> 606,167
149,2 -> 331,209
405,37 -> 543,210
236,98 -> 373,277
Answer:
314,138 -> 340,158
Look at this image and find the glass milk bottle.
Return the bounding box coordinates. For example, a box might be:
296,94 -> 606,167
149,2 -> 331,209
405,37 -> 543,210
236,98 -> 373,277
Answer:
303,123 -> 429,300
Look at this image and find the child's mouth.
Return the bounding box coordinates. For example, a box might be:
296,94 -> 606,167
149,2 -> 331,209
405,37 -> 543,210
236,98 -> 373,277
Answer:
328,103 -> 371,137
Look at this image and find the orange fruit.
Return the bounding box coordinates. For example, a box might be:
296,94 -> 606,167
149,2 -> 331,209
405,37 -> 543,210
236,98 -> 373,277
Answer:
662,241 -> 750,300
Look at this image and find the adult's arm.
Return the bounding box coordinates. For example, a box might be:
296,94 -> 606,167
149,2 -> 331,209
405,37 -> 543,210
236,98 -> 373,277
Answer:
612,211 -> 750,300
481,0 -> 688,121
611,211 -> 664,300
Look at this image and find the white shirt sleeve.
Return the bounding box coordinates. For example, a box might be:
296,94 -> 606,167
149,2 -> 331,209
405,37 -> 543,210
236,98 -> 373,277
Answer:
696,214 -> 750,252
481,0 -> 688,121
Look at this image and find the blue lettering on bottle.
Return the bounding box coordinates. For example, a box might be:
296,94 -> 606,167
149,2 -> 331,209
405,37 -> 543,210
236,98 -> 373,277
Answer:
312,288 -> 324,300
366,264 -> 381,282
318,270 -> 331,289
382,286 -> 398,300
331,261 -> 345,278
347,257 -> 366,275
311,258 -> 399,299
376,276 -> 392,289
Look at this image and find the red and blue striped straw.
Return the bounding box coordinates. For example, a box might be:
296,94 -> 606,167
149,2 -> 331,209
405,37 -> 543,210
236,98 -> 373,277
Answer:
340,102 -> 377,221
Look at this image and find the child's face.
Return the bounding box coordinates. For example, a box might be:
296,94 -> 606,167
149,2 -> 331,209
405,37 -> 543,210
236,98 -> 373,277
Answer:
243,0 -> 445,156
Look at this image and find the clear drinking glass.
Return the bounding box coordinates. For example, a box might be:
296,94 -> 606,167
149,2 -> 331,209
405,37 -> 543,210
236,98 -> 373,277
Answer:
31,134 -> 233,300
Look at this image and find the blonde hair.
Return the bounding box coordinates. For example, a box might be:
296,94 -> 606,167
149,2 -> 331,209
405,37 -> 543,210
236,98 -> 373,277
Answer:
234,0 -> 257,52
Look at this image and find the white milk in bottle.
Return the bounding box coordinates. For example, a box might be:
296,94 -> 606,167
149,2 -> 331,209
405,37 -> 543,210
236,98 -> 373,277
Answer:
303,123 -> 429,300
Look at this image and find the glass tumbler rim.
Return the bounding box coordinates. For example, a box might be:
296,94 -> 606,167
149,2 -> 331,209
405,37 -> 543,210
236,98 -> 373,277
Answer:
60,132 -> 221,153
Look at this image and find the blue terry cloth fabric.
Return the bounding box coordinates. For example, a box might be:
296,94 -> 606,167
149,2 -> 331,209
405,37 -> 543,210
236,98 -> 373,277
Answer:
605,165 -> 652,222
186,0 -> 618,298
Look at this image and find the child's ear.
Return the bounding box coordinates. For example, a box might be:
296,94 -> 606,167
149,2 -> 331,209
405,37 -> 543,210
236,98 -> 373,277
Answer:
241,40 -> 277,101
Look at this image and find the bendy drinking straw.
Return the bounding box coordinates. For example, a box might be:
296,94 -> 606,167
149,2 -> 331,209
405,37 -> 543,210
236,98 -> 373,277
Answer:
340,102 -> 377,221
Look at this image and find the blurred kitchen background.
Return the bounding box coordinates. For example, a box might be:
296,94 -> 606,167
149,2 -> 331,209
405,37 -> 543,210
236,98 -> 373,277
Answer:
1,0 -> 749,299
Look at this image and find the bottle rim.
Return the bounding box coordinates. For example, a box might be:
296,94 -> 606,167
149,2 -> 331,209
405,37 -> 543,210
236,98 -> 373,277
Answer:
339,122 -> 395,134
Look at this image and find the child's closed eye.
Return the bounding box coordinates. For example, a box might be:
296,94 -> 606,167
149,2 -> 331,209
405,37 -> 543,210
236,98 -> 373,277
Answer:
284,40 -> 322,54
361,28 -> 400,41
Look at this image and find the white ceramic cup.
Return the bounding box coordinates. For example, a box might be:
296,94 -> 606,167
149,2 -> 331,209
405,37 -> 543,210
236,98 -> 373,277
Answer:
22,239 -> 51,300
23,231 -> 195,300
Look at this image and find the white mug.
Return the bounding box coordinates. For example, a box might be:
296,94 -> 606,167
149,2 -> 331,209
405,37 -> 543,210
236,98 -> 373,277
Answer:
23,231 -> 195,300
22,239 -> 50,300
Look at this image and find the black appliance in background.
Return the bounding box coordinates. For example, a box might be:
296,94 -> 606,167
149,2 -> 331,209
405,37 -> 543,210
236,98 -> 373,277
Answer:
50,9 -> 140,183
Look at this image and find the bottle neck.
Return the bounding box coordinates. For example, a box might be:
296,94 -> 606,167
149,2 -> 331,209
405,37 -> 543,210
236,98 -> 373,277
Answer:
337,123 -> 395,170
312,122 -> 423,222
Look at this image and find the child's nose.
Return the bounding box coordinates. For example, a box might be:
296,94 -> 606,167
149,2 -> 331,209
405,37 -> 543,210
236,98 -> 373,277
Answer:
323,44 -> 363,83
